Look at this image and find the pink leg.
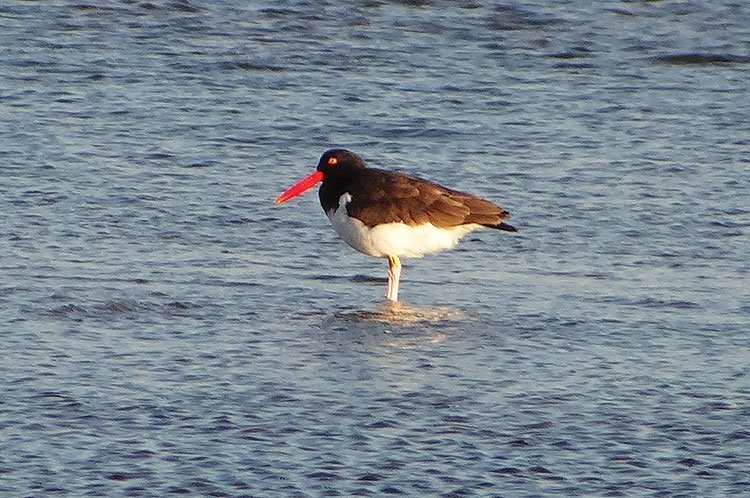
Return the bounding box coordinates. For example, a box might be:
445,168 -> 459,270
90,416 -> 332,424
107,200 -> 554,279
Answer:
386,255 -> 401,302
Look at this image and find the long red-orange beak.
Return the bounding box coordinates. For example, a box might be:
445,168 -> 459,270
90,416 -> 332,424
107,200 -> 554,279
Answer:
273,170 -> 324,204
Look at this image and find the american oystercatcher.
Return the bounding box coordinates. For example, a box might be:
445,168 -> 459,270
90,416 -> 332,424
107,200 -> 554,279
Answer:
274,149 -> 517,302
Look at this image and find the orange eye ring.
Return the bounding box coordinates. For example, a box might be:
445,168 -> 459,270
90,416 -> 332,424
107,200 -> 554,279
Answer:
327,157 -> 338,165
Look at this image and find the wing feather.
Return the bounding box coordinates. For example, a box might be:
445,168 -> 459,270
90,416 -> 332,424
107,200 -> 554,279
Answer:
345,168 -> 514,230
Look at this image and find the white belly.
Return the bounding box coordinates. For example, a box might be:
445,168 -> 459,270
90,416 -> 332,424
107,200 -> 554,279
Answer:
326,193 -> 480,258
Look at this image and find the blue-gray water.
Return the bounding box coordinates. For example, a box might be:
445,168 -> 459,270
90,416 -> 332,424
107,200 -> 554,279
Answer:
2,1 -> 749,496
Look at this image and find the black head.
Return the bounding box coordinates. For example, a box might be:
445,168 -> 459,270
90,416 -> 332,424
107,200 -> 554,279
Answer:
316,149 -> 368,178
275,149 -> 370,205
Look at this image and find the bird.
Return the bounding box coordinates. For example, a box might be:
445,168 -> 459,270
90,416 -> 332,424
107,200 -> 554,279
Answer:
274,149 -> 517,302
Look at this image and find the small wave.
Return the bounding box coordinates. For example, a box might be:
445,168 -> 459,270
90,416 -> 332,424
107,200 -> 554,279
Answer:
49,303 -> 87,316
651,53 -> 750,65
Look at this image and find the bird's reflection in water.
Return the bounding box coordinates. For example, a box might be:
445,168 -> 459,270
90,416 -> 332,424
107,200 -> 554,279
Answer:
325,301 -> 478,391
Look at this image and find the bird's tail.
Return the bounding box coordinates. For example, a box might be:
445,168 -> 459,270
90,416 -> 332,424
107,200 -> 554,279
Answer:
484,221 -> 518,232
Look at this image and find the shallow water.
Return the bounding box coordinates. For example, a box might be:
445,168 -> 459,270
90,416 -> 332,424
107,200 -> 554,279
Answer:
2,1 -> 749,496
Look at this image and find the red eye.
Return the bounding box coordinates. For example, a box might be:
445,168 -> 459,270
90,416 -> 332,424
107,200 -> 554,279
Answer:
327,157 -> 338,165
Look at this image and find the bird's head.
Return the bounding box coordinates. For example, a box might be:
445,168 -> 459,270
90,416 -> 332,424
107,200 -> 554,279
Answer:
274,149 -> 367,204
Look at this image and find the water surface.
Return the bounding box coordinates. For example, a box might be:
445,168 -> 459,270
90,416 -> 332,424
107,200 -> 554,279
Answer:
1,1 -> 749,496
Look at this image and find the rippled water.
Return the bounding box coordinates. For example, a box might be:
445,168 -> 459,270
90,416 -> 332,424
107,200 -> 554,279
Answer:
2,1 -> 749,496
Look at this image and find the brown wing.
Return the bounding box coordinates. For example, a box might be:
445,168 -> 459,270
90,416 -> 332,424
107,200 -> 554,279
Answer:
346,169 -> 516,231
